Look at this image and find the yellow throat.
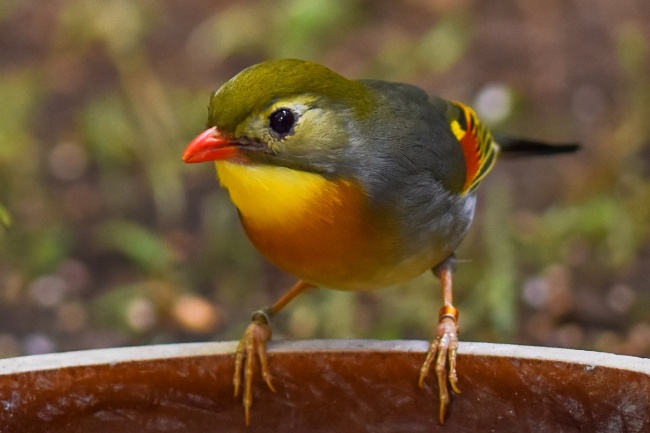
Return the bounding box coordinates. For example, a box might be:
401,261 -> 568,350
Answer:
215,160 -> 339,225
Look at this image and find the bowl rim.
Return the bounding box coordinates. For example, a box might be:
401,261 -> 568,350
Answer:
0,340 -> 648,376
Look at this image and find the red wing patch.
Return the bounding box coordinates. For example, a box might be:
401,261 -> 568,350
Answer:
450,102 -> 498,194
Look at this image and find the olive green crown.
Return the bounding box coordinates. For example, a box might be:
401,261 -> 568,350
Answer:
207,59 -> 373,132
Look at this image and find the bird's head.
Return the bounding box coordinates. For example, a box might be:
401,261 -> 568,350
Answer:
182,59 -> 376,175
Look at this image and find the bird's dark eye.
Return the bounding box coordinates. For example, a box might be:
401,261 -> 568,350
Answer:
268,108 -> 295,136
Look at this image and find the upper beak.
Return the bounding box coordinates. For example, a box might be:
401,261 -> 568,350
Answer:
182,126 -> 239,163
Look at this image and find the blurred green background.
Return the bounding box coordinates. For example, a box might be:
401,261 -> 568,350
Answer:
0,0 -> 648,358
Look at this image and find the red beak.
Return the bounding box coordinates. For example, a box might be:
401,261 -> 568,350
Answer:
182,126 -> 239,163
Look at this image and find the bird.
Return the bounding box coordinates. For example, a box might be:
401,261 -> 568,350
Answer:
182,59 -> 579,425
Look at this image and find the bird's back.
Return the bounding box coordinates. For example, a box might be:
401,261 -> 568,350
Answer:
342,81 -> 479,266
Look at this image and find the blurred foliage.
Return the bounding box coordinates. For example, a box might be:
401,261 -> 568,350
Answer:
188,0 -> 363,66
0,202 -> 10,229
0,0 -> 649,358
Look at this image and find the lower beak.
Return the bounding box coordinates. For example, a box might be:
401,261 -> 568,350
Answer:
182,126 -> 239,163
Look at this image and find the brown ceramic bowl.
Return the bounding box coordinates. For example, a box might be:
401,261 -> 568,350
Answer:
0,340 -> 648,432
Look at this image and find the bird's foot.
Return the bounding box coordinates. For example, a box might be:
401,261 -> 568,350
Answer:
234,308 -> 276,426
418,305 -> 461,424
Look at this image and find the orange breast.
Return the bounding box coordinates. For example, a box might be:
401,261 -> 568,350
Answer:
240,179 -> 396,289
215,161 -> 443,290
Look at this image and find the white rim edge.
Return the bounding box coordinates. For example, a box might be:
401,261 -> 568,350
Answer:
0,340 -> 647,376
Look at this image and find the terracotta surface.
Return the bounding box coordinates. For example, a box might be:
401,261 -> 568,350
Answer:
0,340 -> 648,432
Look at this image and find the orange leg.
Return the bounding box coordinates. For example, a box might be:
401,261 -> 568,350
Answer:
418,256 -> 461,424
234,279 -> 314,425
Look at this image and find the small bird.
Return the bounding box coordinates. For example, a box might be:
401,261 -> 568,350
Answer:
182,59 -> 578,425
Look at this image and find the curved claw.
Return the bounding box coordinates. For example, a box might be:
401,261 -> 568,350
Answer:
418,316 -> 460,424
233,316 -> 275,426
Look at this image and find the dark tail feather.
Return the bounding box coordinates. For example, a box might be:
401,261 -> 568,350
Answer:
493,133 -> 580,158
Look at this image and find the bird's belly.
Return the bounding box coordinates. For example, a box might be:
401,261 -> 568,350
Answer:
242,209 -> 450,290
216,161 -> 461,290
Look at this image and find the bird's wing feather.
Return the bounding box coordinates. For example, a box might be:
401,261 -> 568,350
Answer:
446,101 -> 499,194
